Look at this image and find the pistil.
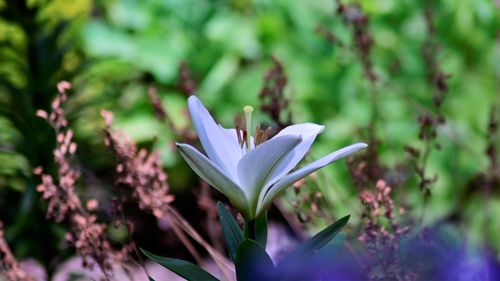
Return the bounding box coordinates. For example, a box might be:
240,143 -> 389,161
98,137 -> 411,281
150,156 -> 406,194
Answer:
244,106 -> 253,150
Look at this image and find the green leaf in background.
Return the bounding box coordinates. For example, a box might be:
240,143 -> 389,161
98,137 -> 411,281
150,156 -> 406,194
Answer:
277,215 -> 350,272
141,249 -> 219,281
148,277 -> 156,281
236,239 -> 275,281
216,201 -> 244,262
254,212 -> 268,249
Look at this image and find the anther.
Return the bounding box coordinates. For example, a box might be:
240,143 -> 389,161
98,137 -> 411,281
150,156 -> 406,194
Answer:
236,124 -> 243,146
242,130 -> 248,149
261,127 -> 271,143
254,124 -> 262,146
254,125 -> 272,146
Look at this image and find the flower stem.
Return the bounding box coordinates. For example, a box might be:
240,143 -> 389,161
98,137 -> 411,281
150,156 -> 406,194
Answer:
245,219 -> 256,240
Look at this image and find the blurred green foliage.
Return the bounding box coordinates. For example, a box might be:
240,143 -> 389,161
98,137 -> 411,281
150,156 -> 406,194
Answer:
0,0 -> 91,265
1,0 -> 499,273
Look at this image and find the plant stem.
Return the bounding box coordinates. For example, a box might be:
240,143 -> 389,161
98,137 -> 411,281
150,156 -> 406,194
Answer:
247,220 -> 256,240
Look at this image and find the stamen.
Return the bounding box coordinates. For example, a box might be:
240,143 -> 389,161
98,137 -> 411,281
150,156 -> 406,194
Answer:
236,123 -> 243,146
261,127 -> 272,143
254,124 -> 261,146
243,106 -> 253,150
242,130 -> 248,149
253,125 -> 272,146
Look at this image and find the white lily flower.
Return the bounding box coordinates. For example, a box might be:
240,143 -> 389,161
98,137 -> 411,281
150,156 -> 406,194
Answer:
176,96 -> 367,220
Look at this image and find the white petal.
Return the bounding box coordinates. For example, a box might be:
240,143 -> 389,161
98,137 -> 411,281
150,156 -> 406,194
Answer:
256,143 -> 368,216
237,135 -> 302,211
176,142 -> 250,217
263,123 -> 325,188
188,96 -> 241,179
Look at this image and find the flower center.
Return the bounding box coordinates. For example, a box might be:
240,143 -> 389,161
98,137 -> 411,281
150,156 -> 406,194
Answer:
235,105 -> 271,152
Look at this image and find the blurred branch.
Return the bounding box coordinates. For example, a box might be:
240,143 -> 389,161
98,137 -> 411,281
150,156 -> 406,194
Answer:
405,2 -> 450,227
336,0 -> 377,82
147,86 -> 196,142
259,57 -> 292,131
0,221 -> 34,281
35,82 -> 133,280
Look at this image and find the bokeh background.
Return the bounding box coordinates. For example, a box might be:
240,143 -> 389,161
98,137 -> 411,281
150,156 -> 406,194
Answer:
0,0 -> 499,279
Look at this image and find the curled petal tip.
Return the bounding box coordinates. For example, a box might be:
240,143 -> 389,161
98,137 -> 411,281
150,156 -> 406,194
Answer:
187,95 -> 199,102
350,142 -> 368,149
187,96 -> 203,113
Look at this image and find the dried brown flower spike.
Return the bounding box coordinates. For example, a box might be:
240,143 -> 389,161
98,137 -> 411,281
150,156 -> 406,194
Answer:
35,82 -> 132,280
0,221 -> 34,281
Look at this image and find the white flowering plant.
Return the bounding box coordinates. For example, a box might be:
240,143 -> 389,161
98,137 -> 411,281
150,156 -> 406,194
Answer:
143,96 -> 367,280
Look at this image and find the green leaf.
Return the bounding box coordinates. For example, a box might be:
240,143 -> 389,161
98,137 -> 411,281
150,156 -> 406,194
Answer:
141,249 -> 219,281
254,212 -> 268,249
236,239 -> 275,281
216,201 -> 243,262
148,277 -> 156,281
243,220 -> 250,240
277,215 -> 350,271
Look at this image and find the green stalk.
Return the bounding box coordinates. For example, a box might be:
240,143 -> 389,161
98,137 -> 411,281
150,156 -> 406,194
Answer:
244,219 -> 256,240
